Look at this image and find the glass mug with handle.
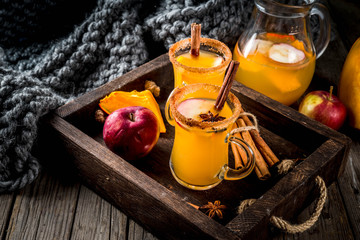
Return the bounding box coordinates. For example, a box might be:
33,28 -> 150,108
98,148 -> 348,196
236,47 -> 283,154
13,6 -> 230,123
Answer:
169,37 -> 232,88
165,83 -> 255,190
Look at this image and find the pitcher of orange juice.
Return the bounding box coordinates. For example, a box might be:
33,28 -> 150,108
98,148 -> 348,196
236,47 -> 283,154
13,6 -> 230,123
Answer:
233,0 -> 331,105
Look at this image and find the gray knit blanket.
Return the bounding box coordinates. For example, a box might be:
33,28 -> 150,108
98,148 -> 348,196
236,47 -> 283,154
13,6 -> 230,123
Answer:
0,0 -> 254,192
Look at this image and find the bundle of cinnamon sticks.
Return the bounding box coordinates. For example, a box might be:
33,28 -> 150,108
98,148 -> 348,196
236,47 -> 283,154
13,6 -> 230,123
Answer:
231,107 -> 279,180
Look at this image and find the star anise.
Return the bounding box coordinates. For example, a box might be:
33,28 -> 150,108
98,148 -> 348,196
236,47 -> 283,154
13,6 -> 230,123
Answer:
199,111 -> 226,122
199,200 -> 227,219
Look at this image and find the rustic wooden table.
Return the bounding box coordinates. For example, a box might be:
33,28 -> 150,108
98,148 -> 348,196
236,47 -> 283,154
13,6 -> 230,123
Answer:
1,0 -> 359,239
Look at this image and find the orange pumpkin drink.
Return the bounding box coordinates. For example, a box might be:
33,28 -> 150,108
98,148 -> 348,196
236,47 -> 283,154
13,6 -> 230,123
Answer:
165,83 -> 255,190
169,24 -> 232,88
173,98 -> 232,187
172,49 -> 228,87
233,33 -> 316,105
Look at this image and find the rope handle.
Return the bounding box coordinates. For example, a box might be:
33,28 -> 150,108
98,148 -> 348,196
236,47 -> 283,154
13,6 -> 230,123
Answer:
238,176 -> 327,234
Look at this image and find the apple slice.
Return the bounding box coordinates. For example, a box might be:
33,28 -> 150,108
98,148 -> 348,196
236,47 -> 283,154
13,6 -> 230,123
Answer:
268,43 -> 305,64
177,98 -> 216,120
243,39 -> 272,57
256,39 -> 273,55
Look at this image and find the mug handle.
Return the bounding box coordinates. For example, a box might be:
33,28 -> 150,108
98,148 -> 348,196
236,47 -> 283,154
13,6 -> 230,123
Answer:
311,3 -> 331,59
219,135 -> 255,180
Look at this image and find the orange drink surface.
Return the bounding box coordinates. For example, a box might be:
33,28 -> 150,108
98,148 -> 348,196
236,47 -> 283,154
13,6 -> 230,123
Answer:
176,50 -> 224,68
171,98 -> 233,187
233,33 -> 316,106
169,38 -> 232,88
174,50 -> 224,87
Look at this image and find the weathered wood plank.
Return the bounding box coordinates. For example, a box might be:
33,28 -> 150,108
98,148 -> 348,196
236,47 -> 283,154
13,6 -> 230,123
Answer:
337,140 -> 360,240
127,219 -> 157,240
5,172 -> 79,240
127,220 -> 143,240
141,230 -> 158,240
271,182 -> 354,240
70,186 -> 111,240
0,193 -> 14,239
68,182 -> 157,240
110,205 -> 129,240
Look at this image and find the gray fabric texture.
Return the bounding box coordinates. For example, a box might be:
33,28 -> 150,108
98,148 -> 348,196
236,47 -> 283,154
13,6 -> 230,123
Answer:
0,0 -> 254,192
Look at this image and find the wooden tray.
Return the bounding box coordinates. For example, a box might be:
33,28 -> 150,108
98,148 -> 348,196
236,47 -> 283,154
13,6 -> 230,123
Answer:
41,54 -> 351,240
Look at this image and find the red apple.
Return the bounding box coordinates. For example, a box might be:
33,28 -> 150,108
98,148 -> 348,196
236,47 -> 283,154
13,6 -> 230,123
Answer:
103,106 -> 160,160
299,86 -> 347,130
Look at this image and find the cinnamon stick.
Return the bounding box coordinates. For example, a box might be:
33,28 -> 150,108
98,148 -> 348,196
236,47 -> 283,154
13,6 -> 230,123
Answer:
215,60 -> 239,111
240,107 -> 280,167
233,125 -> 250,168
187,201 -> 200,210
237,119 -> 271,180
231,140 -> 242,169
191,23 -> 201,56
230,125 -> 247,169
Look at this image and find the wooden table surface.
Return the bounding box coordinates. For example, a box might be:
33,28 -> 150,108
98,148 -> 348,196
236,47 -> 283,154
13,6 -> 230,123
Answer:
1,0 -> 359,239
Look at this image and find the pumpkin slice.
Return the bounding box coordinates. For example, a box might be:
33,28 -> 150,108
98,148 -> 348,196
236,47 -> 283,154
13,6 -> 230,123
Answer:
99,90 -> 166,133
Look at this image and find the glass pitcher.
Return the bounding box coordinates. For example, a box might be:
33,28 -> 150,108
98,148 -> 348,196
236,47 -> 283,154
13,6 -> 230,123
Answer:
233,0 -> 331,106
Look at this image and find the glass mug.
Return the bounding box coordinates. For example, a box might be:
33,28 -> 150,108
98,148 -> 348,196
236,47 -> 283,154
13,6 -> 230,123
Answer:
165,83 -> 255,190
169,37 -> 232,88
233,0 -> 331,106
